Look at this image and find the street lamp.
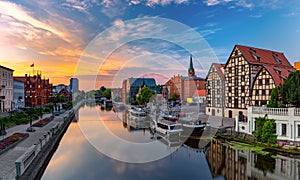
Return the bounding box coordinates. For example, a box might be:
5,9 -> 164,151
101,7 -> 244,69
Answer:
26,108 -> 36,132
0,117 -> 7,135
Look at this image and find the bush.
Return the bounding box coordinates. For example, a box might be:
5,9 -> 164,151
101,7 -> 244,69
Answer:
278,104 -> 286,108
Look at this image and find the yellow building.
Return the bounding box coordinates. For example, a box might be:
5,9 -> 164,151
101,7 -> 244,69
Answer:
294,62 -> 300,70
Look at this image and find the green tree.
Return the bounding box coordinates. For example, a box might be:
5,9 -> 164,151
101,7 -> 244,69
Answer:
56,94 -> 65,103
279,71 -> 300,107
136,87 -> 156,106
102,89 -> 111,99
267,87 -> 278,108
171,93 -> 179,101
253,115 -> 277,144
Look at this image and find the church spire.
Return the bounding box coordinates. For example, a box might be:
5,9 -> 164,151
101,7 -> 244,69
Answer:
188,54 -> 195,77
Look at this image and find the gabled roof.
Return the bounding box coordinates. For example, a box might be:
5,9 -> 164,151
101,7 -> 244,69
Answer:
263,65 -> 295,86
236,45 -> 292,67
226,45 -> 295,87
212,63 -> 225,79
205,63 -> 225,81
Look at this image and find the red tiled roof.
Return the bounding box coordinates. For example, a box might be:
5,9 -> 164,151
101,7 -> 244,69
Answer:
236,45 -> 292,67
194,90 -> 206,97
264,65 -> 295,86
235,45 -> 295,86
212,63 -> 225,79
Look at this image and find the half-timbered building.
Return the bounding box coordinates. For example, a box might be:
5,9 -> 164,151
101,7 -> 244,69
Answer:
224,45 -> 295,118
206,63 -> 225,117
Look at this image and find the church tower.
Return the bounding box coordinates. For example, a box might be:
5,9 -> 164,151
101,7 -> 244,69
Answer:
188,54 -> 195,77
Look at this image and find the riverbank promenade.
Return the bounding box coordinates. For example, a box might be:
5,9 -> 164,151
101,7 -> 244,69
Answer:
0,104 -> 80,179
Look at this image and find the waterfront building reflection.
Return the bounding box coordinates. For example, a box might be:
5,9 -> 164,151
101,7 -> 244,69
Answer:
207,139 -> 300,180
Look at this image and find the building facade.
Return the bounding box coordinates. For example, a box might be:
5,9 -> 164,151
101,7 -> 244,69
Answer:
165,55 -> 205,102
70,78 -> 79,93
0,65 -> 14,112
14,73 -> 52,107
13,79 -> 25,109
122,78 -> 158,104
224,45 -> 294,118
236,106 -> 300,143
206,63 -> 225,117
57,88 -> 72,102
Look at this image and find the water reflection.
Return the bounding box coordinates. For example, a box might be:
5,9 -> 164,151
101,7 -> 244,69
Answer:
43,105 -> 300,180
207,139 -> 300,180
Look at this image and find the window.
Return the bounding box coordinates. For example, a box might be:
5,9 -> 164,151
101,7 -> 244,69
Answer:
265,78 -> 269,85
241,86 -> 245,93
217,80 -> 220,86
273,54 -> 282,64
228,97 -> 232,102
241,75 -> 245,82
235,68 -> 238,75
235,88 -> 238,96
234,50 -> 238,56
258,79 -> 262,86
241,97 -> 245,103
234,99 -> 238,108
228,87 -> 232,93
298,125 -> 300,137
255,100 -> 259,106
235,78 -> 238,86
282,124 -> 287,136
256,90 -> 259,95
241,65 -> 245,72
262,90 -> 266,95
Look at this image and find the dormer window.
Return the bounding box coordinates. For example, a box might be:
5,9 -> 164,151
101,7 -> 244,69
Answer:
250,49 -> 260,62
274,68 -> 281,75
273,54 -> 282,64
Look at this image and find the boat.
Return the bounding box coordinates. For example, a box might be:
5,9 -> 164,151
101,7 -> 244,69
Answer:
101,100 -> 113,109
162,114 -> 178,122
127,106 -> 147,121
151,119 -> 183,136
178,117 -> 206,136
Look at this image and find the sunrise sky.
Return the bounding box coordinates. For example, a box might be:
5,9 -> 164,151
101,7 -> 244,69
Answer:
0,0 -> 299,91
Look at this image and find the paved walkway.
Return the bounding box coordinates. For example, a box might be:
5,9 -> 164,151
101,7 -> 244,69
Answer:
0,110 -> 70,180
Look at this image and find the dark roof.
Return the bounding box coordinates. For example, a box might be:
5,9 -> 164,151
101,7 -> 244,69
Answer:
0,65 -> 14,72
129,78 -> 156,87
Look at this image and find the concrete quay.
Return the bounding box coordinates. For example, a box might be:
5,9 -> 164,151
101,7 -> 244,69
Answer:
0,102 -> 83,180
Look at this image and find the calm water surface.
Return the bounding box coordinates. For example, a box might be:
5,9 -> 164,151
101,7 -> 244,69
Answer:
42,104 -> 300,180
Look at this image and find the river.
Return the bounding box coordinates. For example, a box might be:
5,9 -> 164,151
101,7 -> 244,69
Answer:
42,103 -> 300,180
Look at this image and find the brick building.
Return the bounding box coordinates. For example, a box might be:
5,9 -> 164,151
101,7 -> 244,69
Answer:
164,55 -> 205,101
14,73 -> 52,107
